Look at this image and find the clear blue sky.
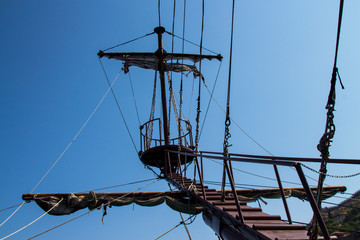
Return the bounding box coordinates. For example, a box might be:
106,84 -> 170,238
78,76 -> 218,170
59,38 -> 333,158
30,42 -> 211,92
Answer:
1,1 -> 360,239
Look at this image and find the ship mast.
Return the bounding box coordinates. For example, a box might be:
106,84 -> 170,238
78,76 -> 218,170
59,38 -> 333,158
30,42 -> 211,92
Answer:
154,26 -> 170,147
98,27 -> 222,175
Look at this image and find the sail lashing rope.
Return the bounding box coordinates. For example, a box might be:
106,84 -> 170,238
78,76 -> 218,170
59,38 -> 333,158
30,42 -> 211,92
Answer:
310,1 -> 345,239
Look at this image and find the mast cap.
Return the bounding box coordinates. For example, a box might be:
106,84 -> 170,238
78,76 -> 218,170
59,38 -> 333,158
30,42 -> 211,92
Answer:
154,26 -> 165,34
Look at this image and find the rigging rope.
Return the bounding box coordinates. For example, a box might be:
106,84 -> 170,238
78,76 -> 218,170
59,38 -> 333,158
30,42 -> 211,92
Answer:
158,0 -> 161,26
170,0 -> 176,83
102,32 -> 155,52
205,180 -> 278,189
128,71 -> 141,126
168,0 -> 177,134
26,208 -> 94,240
150,70 -> 158,121
187,76 -> 196,120
200,83 -> 326,186
165,31 -> 218,55
342,192 -> 360,196
167,184 -> 192,240
199,61 -> 222,140
223,0 -> 235,155
332,195 -> 360,201
147,71 -> 158,148
287,220 -> 360,234
315,0 -> 345,198
0,202 -> 25,228
192,0 -> 205,184
84,178 -> 158,192
34,71 -> 121,194
194,0 -> 205,150
168,75 -> 172,133
221,0 -> 236,199
99,59 -> 138,154
179,213 -> 192,240
0,72 -> 121,229
170,0 -> 184,144
321,200 -> 360,208
166,72 -> 186,146
25,179 -> 160,240
0,199 -> 64,240
0,73 -> 121,228
153,215 -> 196,240
202,83 -> 273,156
0,203 -> 24,213
179,0 -> 186,122
310,2 -> 345,237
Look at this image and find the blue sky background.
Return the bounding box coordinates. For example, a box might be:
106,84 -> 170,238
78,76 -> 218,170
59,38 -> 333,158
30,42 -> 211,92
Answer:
1,1 -> 360,239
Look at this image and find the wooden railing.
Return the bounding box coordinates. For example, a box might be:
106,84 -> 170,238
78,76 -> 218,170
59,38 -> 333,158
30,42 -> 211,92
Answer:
139,118 -> 194,152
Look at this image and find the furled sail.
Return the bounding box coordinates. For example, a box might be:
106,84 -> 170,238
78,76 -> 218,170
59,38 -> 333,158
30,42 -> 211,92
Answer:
23,186 -> 345,216
27,191 -> 202,216
222,186 -> 346,203
98,51 -> 222,78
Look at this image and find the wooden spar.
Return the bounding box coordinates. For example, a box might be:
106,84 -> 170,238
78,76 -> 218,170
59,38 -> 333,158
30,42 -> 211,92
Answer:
97,51 -> 223,62
22,191 -> 186,201
22,186 -> 346,201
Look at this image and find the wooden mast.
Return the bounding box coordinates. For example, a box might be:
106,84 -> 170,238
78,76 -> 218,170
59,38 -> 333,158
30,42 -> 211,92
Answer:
154,26 -> 170,148
154,26 -> 171,174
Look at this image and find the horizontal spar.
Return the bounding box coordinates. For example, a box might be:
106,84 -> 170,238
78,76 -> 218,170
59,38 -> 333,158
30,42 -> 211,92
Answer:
98,51 -> 223,62
22,186 -> 346,201
22,191 -> 185,201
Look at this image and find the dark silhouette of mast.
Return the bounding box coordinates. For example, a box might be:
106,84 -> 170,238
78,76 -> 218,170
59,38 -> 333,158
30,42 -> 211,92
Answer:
154,26 -> 170,147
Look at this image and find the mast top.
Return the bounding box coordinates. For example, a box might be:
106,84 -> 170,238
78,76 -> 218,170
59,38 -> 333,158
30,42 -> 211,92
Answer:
154,26 -> 165,34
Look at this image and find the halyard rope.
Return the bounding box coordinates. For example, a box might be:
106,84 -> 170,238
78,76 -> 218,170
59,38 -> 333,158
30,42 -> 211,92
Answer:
0,199 -> 64,240
0,71 -> 121,229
